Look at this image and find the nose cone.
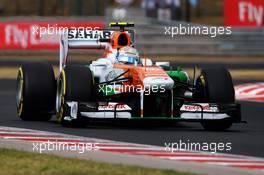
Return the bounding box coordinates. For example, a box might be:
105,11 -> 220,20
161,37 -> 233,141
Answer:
143,77 -> 174,90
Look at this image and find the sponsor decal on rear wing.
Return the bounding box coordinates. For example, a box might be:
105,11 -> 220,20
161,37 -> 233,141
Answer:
66,28 -> 135,42
68,29 -> 112,40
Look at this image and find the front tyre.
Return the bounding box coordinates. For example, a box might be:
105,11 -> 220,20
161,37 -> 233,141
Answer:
196,68 -> 235,131
16,62 -> 56,121
56,65 -> 95,127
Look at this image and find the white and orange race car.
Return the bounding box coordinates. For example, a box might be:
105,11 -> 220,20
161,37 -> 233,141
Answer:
16,22 -> 242,130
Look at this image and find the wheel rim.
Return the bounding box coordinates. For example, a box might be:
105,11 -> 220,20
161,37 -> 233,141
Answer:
56,78 -> 63,114
16,69 -> 23,115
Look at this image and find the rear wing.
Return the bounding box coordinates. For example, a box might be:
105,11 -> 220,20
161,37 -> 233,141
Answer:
59,28 -> 135,71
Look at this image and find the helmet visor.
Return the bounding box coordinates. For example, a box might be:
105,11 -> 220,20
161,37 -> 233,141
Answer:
118,56 -> 139,64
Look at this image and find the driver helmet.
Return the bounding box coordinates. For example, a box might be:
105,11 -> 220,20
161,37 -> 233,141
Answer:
117,46 -> 139,65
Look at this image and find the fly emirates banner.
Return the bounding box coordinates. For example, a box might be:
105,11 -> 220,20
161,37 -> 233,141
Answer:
225,0 -> 264,27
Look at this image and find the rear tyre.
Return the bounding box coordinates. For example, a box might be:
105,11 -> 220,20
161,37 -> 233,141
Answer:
195,68 -> 235,131
56,65 -> 94,127
16,62 -> 56,121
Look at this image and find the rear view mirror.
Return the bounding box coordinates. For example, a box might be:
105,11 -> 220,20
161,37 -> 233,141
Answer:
141,58 -> 153,66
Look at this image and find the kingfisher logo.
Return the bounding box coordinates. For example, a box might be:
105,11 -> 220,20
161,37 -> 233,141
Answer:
181,104 -> 218,112
98,103 -> 131,111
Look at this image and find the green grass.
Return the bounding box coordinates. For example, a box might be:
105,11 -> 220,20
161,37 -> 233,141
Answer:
0,148 -> 197,175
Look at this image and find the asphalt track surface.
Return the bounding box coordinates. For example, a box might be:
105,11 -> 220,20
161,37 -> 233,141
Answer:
0,79 -> 264,158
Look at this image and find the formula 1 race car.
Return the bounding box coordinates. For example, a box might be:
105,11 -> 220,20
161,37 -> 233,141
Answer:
16,22 -> 242,130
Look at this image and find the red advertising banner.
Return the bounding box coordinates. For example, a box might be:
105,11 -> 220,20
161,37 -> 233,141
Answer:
0,22 -> 103,50
224,0 -> 264,27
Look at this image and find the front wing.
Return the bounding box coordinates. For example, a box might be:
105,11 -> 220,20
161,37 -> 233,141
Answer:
62,101 -> 241,123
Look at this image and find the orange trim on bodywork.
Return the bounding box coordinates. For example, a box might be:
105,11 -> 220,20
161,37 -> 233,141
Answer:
113,64 -> 169,88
